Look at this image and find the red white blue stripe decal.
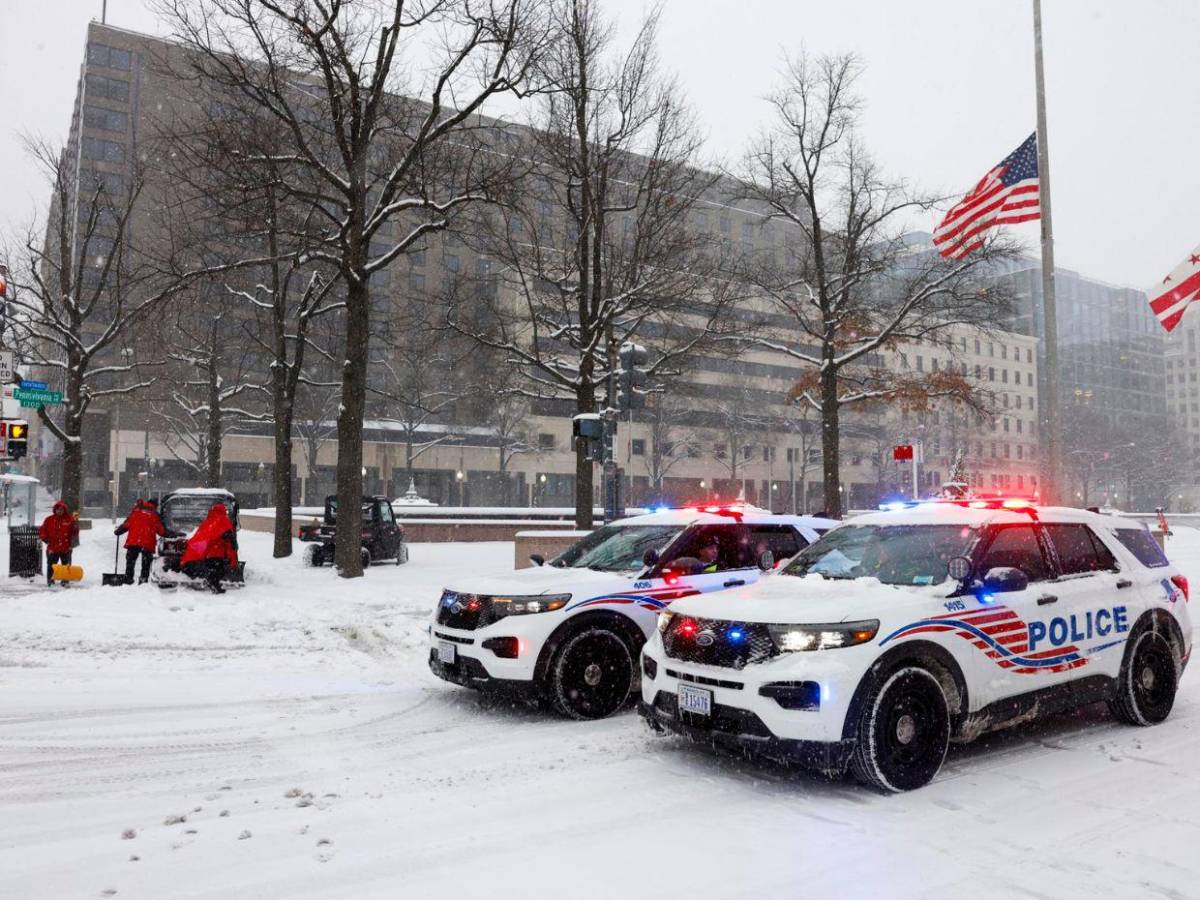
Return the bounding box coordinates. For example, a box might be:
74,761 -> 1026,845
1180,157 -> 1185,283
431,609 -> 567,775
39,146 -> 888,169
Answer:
880,606 -> 1090,674
566,588 -> 700,613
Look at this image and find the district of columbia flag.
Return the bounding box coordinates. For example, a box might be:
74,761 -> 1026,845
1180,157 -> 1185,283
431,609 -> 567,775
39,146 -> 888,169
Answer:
933,133 -> 1041,259
1148,243 -> 1200,332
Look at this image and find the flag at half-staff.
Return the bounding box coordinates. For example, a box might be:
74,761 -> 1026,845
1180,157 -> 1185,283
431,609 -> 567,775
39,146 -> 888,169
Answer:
933,133 -> 1041,259
1148,243 -> 1200,332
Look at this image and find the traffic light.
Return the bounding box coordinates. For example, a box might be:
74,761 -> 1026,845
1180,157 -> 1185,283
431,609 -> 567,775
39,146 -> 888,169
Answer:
617,342 -> 648,412
573,414 -> 605,461
6,420 -> 28,459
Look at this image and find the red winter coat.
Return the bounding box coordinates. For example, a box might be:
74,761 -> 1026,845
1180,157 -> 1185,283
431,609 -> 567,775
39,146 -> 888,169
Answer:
181,503 -> 239,567
39,502 -> 79,554
117,506 -> 165,551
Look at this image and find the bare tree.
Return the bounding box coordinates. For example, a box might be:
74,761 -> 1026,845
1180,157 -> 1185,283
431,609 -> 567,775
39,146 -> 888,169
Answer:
159,0 -> 552,575
735,52 -> 1015,517
5,139 -> 242,511
151,297 -> 265,485
448,0 -> 740,528
710,383 -> 771,501
640,391 -> 696,498
294,376 -> 341,505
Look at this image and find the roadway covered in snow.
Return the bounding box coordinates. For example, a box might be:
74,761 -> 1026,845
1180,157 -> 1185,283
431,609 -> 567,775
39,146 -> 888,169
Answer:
2,523 -> 1199,898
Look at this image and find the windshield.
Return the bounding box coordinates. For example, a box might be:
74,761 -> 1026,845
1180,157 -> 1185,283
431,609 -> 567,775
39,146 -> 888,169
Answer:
327,499 -> 376,523
162,495 -> 234,533
553,525 -> 681,572
782,524 -> 978,586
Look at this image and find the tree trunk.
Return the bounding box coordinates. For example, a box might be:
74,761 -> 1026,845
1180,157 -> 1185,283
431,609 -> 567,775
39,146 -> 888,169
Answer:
821,370 -> 842,518
574,385 -> 595,529
55,363 -> 87,512
272,394 -> 294,558
206,366 -> 222,489
61,434 -> 83,513
334,272 -> 369,577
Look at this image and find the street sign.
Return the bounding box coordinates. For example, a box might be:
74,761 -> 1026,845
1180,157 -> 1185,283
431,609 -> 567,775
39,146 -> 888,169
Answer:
893,444 -> 914,461
18,379 -> 47,391
13,387 -> 62,406
0,351 -> 13,383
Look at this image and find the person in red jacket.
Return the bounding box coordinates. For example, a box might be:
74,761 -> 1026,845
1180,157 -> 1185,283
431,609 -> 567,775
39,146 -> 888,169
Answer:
115,498 -> 165,584
181,502 -> 239,593
38,500 -> 80,587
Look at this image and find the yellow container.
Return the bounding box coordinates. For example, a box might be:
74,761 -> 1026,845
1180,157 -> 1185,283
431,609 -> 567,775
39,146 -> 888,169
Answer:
51,563 -> 84,582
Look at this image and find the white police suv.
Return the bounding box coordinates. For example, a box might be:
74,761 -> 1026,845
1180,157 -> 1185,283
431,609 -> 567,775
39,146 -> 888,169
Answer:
640,498 -> 1191,791
428,505 -> 836,719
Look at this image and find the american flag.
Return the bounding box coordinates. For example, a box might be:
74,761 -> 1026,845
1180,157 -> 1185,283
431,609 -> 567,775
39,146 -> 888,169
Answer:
933,133 -> 1041,259
1148,243 -> 1200,332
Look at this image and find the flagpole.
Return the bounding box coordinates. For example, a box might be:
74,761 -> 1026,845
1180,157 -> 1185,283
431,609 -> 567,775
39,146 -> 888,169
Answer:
1033,0 -> 1062,505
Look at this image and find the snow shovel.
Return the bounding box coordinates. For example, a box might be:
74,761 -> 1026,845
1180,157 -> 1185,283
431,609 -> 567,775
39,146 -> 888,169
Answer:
102,537 -> 128,586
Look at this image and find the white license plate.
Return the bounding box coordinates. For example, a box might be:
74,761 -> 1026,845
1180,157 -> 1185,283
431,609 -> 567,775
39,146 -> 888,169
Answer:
677,684 -> 712,716
437,640 -> 457,664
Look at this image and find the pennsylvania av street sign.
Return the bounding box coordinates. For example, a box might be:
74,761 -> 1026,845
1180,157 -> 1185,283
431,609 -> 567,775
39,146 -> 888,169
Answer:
14,387 -> 62,407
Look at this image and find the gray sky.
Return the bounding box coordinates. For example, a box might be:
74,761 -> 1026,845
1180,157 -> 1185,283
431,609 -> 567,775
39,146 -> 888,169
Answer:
3,0 -> 1197,289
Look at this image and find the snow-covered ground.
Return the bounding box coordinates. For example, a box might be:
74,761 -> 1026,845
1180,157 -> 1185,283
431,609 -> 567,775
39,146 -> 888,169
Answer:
2,523 -> 1200,899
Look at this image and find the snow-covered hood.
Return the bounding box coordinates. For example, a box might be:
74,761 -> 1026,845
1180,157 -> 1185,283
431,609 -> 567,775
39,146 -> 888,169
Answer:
443,564 -> 639,598
669,573 -> 949,624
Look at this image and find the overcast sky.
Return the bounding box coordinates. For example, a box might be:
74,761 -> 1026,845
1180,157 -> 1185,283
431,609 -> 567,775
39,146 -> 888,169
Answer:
3,0 -> 1197,289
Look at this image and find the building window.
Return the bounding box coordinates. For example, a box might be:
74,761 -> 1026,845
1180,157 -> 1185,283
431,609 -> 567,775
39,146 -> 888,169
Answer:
988,367 -> 995,382
408,272 -> 425,291
85,74 -> 130,102
719,215 -> 731,233
631,438 -> 645,456
538,433 -> 555,450
1026,349 -> 1033,363
87,43 -> 132,70
81,136 -> 125,163
83,106 -> 128,132
442,253 -> 460,272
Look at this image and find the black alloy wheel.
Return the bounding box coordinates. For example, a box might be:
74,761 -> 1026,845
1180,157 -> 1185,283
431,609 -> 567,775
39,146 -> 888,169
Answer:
1109,630 -> 1178,726
551,627 -> 635,720
851,667 -> 950,792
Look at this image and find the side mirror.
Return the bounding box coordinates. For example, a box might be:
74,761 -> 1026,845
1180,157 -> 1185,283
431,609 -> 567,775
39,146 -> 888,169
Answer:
642,548 -> 660,568
757,550 -> 775,571
529,553 -> 545,567
982,566 -> 1029,594
946,556 -> 973,583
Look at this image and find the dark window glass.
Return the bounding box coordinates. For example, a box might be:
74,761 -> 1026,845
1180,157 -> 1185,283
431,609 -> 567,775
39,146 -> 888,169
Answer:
749,525 -> 805,562
1114,528 -> 1169,568
554,524 -> 680,572
1044,524 -> 1114,575
977,525 -> 1048,581
783,524 -> 978,586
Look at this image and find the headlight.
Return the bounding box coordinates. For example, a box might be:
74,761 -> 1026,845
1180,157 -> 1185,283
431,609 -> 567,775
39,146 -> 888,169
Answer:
768,620 -> 879,652
657,611 -> 674,634
490,593 -> 571,618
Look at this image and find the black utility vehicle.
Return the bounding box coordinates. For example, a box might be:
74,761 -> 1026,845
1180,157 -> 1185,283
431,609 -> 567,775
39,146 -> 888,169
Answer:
300,495 -> 408,568
157,487 -> 246,582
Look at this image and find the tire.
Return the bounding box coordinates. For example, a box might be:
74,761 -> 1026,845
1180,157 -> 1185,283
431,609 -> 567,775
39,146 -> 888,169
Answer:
304,545 -> 323,567
395,543 -> 408,565
850,666 -> 950,793
1108,629 -> 1179,726
360,547 -> 372,569
549,626 -> 635,720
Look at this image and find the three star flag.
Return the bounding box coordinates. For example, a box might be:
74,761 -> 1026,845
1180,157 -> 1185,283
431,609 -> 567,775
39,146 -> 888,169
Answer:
933,133 -> 1041,259
1148,243 -> 1200,332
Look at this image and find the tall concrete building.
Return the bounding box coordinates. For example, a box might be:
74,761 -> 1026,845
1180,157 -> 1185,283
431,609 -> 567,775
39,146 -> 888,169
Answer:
27,21 -> 1045,514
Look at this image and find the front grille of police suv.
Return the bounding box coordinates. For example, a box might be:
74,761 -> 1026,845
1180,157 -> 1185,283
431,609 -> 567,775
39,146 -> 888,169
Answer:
661,617 -> 778,670
435,591 -> 493,630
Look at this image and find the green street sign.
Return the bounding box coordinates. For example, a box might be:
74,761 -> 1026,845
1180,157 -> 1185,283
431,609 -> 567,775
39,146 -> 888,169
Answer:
14,387 -> 63,405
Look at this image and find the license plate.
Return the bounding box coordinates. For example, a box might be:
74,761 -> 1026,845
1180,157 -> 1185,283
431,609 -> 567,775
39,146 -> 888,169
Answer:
437,640 -> 456,665
677,684 -> 712,717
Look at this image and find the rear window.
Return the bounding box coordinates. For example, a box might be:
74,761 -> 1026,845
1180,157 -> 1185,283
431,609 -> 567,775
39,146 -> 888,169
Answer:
1114,528 -> 1169,568
1043,524 -> 1118,575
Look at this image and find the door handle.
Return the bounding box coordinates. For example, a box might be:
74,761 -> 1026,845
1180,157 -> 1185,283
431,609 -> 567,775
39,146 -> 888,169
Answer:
1116,579 -> 1133,589
1037,594 -> 1058,606
723,579 -> 746,588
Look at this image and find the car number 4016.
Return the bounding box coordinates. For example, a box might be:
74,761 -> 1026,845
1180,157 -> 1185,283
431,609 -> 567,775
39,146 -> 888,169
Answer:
678,684 -> 712,716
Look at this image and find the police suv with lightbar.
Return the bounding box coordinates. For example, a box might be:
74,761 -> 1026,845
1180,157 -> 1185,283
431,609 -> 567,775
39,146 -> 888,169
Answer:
640,498 -> 1191,791
428,506 -> 836,719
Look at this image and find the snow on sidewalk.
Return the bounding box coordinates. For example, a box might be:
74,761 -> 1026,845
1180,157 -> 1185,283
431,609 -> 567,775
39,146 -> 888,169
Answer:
1,525 -> 1200,898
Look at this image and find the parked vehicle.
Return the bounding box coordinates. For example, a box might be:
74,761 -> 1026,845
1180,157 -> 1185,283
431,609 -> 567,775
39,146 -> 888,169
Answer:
428,505 -> 836,719
157,488 -> 246,584
300,495 -> 408,568
640,498 -> 1192,791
